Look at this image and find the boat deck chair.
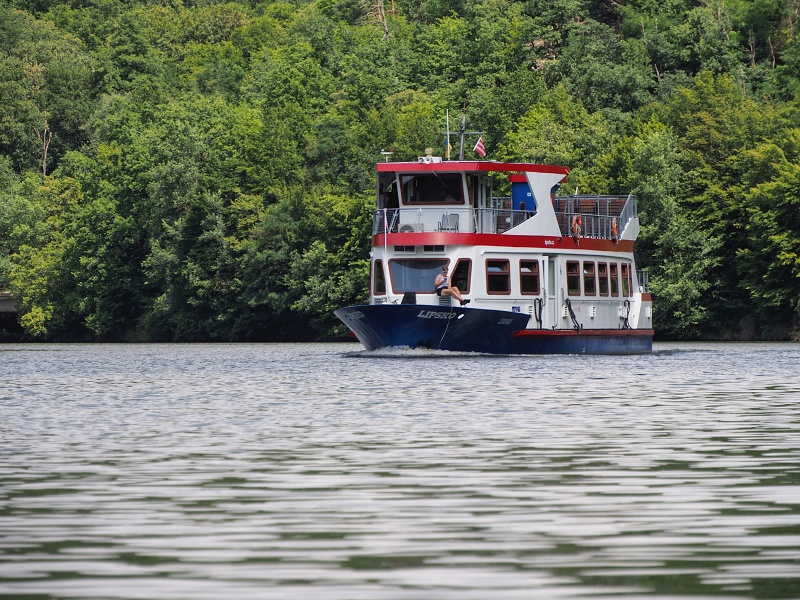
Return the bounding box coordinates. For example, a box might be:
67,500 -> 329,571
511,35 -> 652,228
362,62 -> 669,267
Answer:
438,213 -> 459,232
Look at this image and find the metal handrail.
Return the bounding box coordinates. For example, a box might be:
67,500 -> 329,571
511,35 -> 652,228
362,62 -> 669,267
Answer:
371,195 -> 637,239
553,195 -> 636,239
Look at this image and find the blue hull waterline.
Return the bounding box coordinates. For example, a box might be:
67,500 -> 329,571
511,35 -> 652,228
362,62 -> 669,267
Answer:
336,305 -> 653,355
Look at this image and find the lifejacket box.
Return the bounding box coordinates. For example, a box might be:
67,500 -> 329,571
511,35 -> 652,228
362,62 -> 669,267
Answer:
509,174 -> 533,211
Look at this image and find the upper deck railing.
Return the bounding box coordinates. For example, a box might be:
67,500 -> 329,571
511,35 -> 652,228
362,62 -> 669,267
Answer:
372,194 -> 637,239
554,195 -> 636,239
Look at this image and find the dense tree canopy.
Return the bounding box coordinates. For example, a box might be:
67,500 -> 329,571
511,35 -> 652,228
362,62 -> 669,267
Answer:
1,0 -> 799,341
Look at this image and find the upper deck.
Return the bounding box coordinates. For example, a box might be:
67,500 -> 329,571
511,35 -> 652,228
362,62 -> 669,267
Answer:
374,158 -> 637,242
373,195 -> 636,240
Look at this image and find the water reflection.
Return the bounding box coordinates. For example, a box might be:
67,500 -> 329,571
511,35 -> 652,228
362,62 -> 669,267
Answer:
1,342 -> 799,599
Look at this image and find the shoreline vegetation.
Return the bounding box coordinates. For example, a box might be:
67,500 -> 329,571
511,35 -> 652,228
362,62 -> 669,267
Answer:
1,0 -> 799,343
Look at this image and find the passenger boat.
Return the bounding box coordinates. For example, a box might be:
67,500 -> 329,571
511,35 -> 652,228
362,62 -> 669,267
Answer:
334,152 -> 653,354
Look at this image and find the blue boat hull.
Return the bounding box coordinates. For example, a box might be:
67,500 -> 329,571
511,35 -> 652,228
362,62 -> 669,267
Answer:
335,305 -> 653,355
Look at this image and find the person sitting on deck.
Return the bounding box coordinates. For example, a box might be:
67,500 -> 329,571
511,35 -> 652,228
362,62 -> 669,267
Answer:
434,266 -> 470,306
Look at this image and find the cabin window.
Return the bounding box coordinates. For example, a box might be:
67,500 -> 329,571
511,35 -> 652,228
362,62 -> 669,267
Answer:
583,261 -> 596,296
423,245 -> 445,253
520,260 -> 540,295
466,174 -> 475,205
388,258 -> 447,293
486,259 -> 510,294
598,262 -> 609,296
610,263 -> 619,297
373,260 -> 386,295
377,174 -> 399,210
621,263 -> 632,297
628,265 -> 635,296
567,261 -> 581,296
394,245 -> 415,253
400,173 -> 463,204
452,259 -> 472,294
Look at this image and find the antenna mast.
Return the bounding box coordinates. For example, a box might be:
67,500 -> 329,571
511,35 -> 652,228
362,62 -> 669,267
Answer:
458,113 -> 466,160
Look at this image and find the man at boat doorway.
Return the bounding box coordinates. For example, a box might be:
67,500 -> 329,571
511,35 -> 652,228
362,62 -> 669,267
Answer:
434,266 -> 470,306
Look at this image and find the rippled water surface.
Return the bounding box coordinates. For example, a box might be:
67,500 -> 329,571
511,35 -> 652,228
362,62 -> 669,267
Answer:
1,342 -> 799,599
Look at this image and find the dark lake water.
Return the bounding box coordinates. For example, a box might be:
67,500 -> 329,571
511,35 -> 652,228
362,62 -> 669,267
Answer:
1,342 -> 799,599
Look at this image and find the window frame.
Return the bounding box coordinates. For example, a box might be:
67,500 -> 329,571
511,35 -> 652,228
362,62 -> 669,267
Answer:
610,262 -> 619,297
373,259 -> 386,295
566,260 -> 581,296
452,258 -> 472,294
387,258 -> 448,294
486,258 -> 511,295
583,261 -> 596,296
399,173 -> 465,205
520,259 -> 541,295
621,262 -> 632,297
598,262 -> 609,297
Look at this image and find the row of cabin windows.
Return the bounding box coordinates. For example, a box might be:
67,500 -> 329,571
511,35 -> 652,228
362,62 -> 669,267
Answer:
566,260 -> 633,297
485,259 -> 541,295
372,258 -> 633,297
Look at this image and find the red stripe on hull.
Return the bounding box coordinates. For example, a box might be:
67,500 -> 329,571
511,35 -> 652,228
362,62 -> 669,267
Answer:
512,329 -> 654,338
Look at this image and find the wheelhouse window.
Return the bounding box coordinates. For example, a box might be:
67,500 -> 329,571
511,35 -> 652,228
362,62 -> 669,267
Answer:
401,173 -> 464,204
621,263 -> 632,297
377,174 -> 399,210
610,263 -> 619,297
520,260 -> 540,295
452,259 -> 472,294
486,259 -> 510,294
598,262 -> 609,296
567,261 -> 581,296
583,261 -> 596,296
389,258 -> 447,293
373,260 -> 386,295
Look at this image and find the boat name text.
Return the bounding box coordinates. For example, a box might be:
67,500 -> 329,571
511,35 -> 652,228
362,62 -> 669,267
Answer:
416,310 -> 458,320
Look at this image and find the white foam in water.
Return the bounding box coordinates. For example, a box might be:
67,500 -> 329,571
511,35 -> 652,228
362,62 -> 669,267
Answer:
342,346 -> 497,359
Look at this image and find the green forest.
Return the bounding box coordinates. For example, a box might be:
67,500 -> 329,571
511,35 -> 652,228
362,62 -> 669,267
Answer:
1,0 -> 799,342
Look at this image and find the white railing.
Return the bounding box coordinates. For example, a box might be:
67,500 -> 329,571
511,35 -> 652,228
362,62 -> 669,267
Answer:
372,195 -> 637,240
373,208 -> 476,234
553,195 -> 637,239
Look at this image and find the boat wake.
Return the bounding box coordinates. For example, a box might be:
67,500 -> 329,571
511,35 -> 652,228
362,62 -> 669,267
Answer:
341,346 -> 503,359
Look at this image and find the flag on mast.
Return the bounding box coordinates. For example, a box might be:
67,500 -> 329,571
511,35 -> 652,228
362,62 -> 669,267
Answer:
473,136 -> 486,157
